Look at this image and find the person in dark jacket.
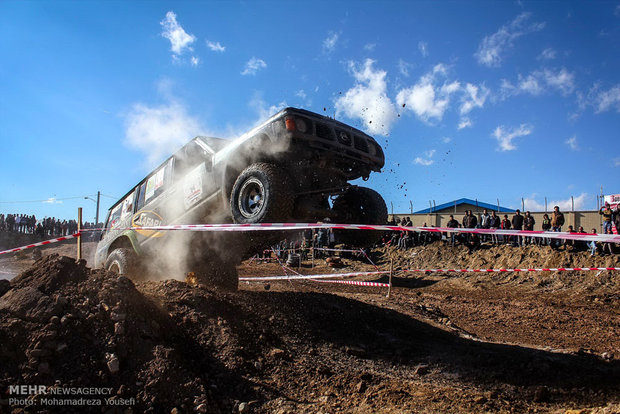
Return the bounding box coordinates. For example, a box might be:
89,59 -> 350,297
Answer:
551,206 -> 565,249
500,214 -> 511,244
488,211 -> 500,244
446,214 -> 459,246
523,211 -> 535,245
511,210 -> 524,246
540,213 -> 551,246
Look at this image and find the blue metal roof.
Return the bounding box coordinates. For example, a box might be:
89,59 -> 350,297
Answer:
413,198 -> 516,214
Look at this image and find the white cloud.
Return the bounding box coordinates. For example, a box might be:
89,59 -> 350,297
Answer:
523,193 -> 588,211
418,41 -> 428,57
396,64 -> 460,122
43,197 -> 62,204
542,68 -> 575,95
565,135 -> 578,151
125,99 -> 205,167
241,57 -> 267,76
206,40 -> 226,52
594,84 -> 620,113
492,124 -> 533,151
475,12 -> 545,67
248,93 -> 288,126
614,157 -> 620,167
364,43 -> 376,51
458,118 -> 473,130
323,32 -> 339,53
397,59 -> 413,77
538,47 -> 557,60
518,74 -> 544,95
160,11 -> 196,57
295,90 -> 307,100
190,56 -> 199,66
615,4 -> 620,16
441,136 -> 452,143
501,68 -> 575,98
334,59 -> 398,136
414,149 -> 436,166
460,83 -> 489,114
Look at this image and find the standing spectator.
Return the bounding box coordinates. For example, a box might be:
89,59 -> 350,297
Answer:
461,210 -> 469,229
446,214 -> 459,246
614,204 -> 620,235
500,214 -> 511,244
541,213 -> 551,246
463,210 -> 477,243
550,206 -> 565,249
479,208 -> 490,243
599,202 -> 613,235
523,211 -> 535,245
489,211 -> 501,245
511,209 -> 524,247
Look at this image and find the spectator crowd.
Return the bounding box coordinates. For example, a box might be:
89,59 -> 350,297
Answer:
0,213 -> 101,239
386,203 -> 620,257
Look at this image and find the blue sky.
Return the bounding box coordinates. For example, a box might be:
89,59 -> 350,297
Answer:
1,1 -> 619,223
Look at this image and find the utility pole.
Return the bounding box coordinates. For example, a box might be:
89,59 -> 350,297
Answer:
95,191 -> 100,225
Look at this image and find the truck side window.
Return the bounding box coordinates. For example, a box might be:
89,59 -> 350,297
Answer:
145,159 -> 172,204
136,182 -> 147,211
174,142 -> 211,180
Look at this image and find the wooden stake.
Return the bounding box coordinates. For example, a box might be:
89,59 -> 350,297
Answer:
77,207 -> 82,261
386,258 -> 393,298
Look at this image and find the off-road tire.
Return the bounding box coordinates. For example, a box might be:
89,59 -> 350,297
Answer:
230,163 -> 294,224
332,186 -> 388,246
105,248 -> 140,279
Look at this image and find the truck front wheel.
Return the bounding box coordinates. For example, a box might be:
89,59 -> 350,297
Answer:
105,248 -> 140,279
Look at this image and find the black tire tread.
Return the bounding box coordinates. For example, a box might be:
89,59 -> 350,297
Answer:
230,162 -> 294,224
104,247 -> 140,279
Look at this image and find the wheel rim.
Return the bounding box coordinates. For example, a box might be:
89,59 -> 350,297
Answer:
238,177 -> 265,219
108,262 -> 121,274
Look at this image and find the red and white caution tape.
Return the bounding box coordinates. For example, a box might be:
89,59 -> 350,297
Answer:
239,270 -> 389,282
122,223 -> 620,243
0,233 -> 81,256
311,279 -> 390,287
402,267 -> 620,273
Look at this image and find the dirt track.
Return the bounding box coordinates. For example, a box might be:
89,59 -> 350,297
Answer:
0,240 -> 619,413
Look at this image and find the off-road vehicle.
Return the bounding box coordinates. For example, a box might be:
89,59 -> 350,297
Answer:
95,107 -> 387,288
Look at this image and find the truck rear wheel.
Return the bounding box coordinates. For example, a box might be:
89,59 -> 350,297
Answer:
332,186 -> 388,247
230,163 -> 294,224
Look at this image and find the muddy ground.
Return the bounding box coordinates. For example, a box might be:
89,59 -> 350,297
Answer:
0,238 -> 619,413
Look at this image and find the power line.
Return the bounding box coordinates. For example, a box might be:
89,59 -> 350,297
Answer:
0,195 -> 98,204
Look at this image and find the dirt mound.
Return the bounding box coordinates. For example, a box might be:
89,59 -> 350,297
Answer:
1,249 -> 619,413
383,242 -> 620,295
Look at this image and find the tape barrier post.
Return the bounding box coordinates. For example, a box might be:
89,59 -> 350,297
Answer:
77,207 -> 82,261
387,258 -> 393,298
